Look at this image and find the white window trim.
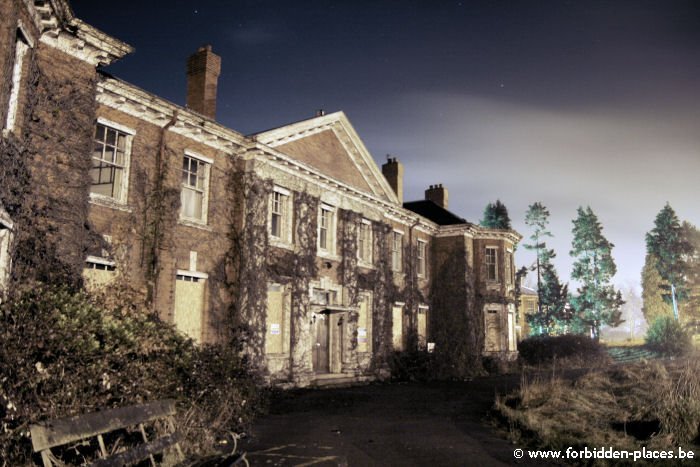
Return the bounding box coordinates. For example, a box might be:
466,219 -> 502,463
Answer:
269,186 -> 293,248
357,218 -> 373,267
180,151 -> 212,225
417,239 -> 427,278
391,230 -> 403,272
3,27 -> 30,135
89,119 -> 134,206
176,269 -> 209,280
317,203 -> 337,258
485,246 -> 498,282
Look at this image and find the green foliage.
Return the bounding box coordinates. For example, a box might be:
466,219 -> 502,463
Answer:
645,315 -> 692,356
0,284 -> 265,464
646,204 -> 692,308
681,222 -> 700,322
569,206 -> 624,340
522,202 -> 568,335
517,335 -> 606,365
641,254 -> 672,324
480,199 -> 511,229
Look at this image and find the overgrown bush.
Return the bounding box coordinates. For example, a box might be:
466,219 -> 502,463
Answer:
0,283 -> 266,465
389,349 -> 435,382
495,360 -> 700,452
645,315 -> 692,356
518,334 -> 607,366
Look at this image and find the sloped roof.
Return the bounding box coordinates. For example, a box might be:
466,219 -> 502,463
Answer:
403,200 -> 468,226
252,112 -> 399,204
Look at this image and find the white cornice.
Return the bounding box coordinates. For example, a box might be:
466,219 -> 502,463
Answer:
253,111 -> 399,204
33,1 -> 132,66
97,78 -> 248,153
254,144 -> 437,232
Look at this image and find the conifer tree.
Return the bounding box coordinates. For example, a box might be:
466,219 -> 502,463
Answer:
569,206 -> 624,340
480,200 -> 511,229
641,254 -> 671,324
645,204 -> 692,320
522,202 -> 568,334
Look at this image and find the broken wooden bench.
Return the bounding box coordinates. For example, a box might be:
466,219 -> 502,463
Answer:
29,399 -> 184,466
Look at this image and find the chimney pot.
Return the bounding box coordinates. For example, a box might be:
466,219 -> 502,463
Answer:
186,44 -> 221,119
426,184 -> 448,209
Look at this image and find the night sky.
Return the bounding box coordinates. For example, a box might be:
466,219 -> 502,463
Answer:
71,0 -> 700,300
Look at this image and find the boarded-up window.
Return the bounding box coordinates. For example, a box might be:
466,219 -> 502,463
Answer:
82,256 -> 116,290
265,283 -> 291,355
392,304 -> 404,350
417,305 -> 429,346
485,308 -> 500,352
357,291 -> 372,353
174,273 -> 205,343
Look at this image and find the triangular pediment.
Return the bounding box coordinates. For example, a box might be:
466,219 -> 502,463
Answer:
252,112 -> 399,204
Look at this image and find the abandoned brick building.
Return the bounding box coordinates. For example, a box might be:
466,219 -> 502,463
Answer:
1,0 -> 520,386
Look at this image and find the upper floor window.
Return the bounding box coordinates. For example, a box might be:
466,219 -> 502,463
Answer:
357,219 -> 373,265
417,240 -> 427,277
318,204 -> 336,254
391,231 -> 403,272
485,247 -> 498,281
181,152 -> 211,223
3,24 -> 32,135
270,187 -> 292,243
90,121 -> 133,203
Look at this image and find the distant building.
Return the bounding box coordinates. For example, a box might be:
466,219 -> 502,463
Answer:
1,0 -> 521,387
518,285 -> 538,340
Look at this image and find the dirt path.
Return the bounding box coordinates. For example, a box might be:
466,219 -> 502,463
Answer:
241,376 -> 556,466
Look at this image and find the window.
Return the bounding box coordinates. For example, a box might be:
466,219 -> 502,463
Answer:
270,187 -> 291,243
318,205 -> 335,254
391,231 -> 403,272
485,247 -> 498,281
417,240 -> 427,277
181,153 -> 210,222
357,220 -> 372,264
90,122 -> 132,202
3,25 -> 32,134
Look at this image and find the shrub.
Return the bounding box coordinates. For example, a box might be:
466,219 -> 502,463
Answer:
0,283 -> 265,465
518,334 -> 606,366
389,349 -> 435,382
645,315 -> 692,356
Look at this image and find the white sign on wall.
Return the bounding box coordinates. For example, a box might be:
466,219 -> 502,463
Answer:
270,323 -> 281,335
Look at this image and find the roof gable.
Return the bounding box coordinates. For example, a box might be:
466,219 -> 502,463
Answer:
252,112 -> 399,204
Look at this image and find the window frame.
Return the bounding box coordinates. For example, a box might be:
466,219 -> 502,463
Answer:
269,186 -> 292,245
357,219 -> 373,265
180,150 -> 212,224
318,204 -> 336,255
3,22 -> 33,136
89,118 -> 134,205
391,230 -> 403,272
485,246 -> 498,282
417,239 -> 427,278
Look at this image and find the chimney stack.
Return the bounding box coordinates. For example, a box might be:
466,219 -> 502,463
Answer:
186,45 -> 221,120
382,156 -> 404,203
425,184 -> 448,209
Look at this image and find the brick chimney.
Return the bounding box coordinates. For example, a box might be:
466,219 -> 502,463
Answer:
186,45 -> 221,119
426,184 -> 448,209
382,156 -> 404,203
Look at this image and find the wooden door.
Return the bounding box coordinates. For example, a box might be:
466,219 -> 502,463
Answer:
313,313 -> 330,373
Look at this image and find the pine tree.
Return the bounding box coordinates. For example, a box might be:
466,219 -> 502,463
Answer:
641,254 -> 671,324
645,204 -> 692,320
522,202 -> 567,335
681,222 -> 700,323
569,206 -> 624,340
480,200 -> 511,229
